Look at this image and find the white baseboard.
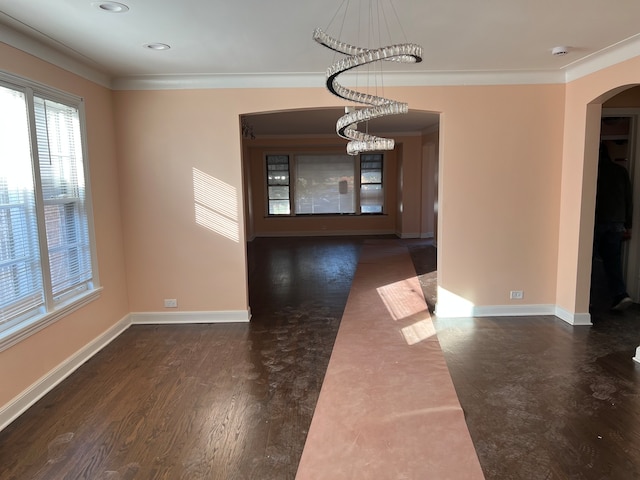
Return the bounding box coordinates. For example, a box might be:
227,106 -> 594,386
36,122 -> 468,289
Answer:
435,301 -> 592,326
436,302 -> 556,318
0,314 -> 132,432
554,307 -> 592,326
130,309 -> 251,324
472,304 -> 558,317
435,294 -> 592,326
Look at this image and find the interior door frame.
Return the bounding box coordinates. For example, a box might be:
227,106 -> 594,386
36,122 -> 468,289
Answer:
601,108 -> 640,301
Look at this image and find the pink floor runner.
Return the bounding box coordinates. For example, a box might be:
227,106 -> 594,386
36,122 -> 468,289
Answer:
296,240 -> 485,479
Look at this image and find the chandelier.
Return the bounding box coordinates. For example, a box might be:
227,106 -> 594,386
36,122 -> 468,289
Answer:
314,1 -> 422,155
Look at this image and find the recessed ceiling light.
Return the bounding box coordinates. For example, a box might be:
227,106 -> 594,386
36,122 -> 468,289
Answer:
94,2 -> 129,13
144,43 -> 171,51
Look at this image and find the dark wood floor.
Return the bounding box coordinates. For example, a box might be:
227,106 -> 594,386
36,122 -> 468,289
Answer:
409,240 -> 640,480
0,236 -> 363,480
1,236 -> 640,479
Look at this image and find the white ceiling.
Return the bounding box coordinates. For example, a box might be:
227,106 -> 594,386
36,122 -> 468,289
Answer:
245,108 -> 439,137
2,0 -> 640,80
2,0 -> 640,135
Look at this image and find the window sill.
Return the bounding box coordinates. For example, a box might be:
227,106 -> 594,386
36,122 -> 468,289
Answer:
0,287 -> 103,353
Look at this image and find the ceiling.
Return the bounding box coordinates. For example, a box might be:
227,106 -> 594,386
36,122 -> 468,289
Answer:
244,108 -> 439,137
2,0 -> 640,136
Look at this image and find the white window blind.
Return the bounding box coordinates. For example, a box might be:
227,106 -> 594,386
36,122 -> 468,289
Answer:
0,86 -> 44,327
35,97 -> 92,299
0,76 -> 96,344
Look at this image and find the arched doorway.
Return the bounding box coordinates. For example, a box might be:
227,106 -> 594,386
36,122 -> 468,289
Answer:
589,87 -> 640,311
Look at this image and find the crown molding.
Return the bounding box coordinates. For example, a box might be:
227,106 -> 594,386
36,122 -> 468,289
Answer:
2,16 -> 640,91
111,72 -> 326,90
565,33 -> 640,83
0,20 -> 111,88
111,69 -> 567,90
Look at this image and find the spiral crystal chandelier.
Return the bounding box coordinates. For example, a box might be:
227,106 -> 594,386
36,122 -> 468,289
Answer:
314,1 -> 422,155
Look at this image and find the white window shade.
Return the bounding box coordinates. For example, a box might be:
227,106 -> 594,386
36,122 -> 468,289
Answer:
295,155 -> 355,214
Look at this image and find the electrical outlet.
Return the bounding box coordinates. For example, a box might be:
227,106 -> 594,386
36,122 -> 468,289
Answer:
164,298 -> 178,308
510,290 -> 524,300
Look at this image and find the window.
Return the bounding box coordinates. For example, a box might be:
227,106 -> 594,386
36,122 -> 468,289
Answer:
0,74 -> 98,349
266,153 -> 384,215
360,154 -> 383,213
266,155 -> 290,215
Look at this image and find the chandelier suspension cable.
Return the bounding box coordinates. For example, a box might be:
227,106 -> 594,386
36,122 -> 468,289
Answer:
367,1 -> 380,136
369,1 -> 378,102
387,0 -> 409,44
313,0 -> 423,155
324,0 -> 350,63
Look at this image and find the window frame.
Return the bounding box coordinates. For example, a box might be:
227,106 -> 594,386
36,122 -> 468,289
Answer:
265,151 -> 385,216
0,70 -> 101,352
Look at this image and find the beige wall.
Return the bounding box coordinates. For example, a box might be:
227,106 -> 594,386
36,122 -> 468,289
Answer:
401,84 -> 566,309
396,135 -> 424,237
557,56 -> 640,315
113,90 -> 251,313
0,44 -> 129,408
112,88 -> 344,314
114,83 -> 565,313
